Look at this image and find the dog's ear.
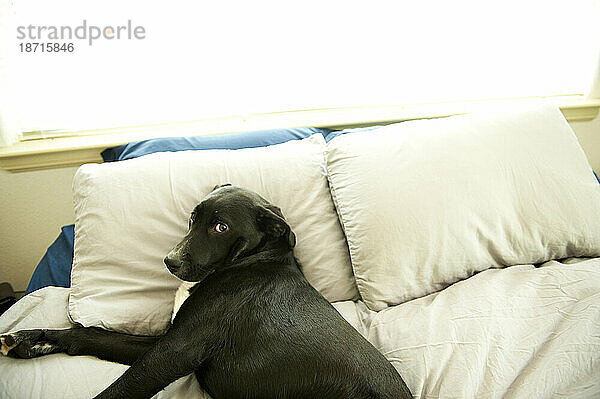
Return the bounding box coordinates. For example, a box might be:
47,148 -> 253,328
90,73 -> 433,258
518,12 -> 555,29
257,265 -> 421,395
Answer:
256,205 -> 296,248
212,183 -> 232,191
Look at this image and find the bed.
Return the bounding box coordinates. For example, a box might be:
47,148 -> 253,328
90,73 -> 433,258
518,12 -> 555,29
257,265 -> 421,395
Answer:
4,258 -> 600,398
3,103 -> 600,398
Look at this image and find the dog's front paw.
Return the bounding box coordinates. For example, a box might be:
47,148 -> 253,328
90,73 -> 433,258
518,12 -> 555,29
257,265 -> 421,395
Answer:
0,330 -> 59,358
0,333 -> 18,356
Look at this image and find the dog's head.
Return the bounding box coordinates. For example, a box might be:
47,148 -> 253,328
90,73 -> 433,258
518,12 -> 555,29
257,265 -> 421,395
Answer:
164,184 -> 296,282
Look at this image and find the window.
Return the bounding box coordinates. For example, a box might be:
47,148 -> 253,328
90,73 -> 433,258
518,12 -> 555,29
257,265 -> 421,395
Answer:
3,0 -> 600,137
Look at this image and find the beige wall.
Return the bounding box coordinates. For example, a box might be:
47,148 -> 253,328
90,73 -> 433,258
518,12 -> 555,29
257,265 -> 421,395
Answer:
572,117 -> 600,172
1,118 -> 599,292
1,166 -> 78,291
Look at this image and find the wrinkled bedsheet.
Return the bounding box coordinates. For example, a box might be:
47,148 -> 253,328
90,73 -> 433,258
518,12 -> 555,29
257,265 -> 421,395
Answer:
1,258 -> 599,398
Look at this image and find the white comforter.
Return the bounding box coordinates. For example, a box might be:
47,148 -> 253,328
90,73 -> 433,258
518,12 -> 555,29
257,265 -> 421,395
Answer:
1,258 -> 599,398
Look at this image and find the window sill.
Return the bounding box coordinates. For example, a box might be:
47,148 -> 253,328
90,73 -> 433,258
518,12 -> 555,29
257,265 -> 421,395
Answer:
1,96 -> 599,173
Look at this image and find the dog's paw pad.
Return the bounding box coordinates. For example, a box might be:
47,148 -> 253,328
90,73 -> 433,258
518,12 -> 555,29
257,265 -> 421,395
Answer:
0,335 -> 18,356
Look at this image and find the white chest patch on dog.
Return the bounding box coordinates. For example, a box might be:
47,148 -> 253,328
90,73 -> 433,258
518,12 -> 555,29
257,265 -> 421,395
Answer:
171,281 -> 197,322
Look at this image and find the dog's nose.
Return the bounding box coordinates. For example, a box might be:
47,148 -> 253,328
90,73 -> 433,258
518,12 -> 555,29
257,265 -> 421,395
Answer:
164,255 -> 184,271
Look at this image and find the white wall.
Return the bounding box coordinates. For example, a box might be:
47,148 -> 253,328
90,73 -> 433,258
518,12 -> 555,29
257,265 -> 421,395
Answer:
1,118 -> 599,291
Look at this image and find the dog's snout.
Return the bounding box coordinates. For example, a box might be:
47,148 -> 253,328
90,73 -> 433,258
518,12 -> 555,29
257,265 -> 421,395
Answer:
164,254 -> 184,271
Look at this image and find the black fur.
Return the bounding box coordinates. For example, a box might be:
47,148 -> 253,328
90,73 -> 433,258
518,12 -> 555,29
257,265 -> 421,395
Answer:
2,186 -> 412,399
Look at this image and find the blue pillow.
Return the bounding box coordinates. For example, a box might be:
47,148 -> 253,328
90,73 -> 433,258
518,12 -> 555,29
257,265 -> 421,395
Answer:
102,127 -> 334,161
25,225 -> 74,295
324,126 -> 382,142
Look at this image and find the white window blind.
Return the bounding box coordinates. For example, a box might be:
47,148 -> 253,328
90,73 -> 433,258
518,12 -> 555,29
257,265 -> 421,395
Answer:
5,0 -> 600,134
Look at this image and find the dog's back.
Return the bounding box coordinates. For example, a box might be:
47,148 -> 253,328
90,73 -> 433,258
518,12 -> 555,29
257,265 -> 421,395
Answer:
174,254 -> 411,399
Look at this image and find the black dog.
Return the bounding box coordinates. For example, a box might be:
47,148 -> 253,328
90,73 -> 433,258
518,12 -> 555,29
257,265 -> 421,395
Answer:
1,185 -> 412,399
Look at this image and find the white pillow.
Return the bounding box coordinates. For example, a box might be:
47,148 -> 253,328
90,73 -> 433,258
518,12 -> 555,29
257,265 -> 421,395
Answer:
70,134 -> 357,335
326,102 -> 600,311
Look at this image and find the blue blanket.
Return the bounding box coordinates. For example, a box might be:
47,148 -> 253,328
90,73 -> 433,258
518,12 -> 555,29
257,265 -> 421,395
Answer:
25,225 -> 74,295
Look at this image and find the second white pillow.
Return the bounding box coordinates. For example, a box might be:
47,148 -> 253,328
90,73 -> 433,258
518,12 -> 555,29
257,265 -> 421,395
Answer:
326,102 -> 600,311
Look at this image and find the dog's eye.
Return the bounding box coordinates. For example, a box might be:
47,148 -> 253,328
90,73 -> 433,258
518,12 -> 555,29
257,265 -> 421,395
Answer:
214,222 -> 228,233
